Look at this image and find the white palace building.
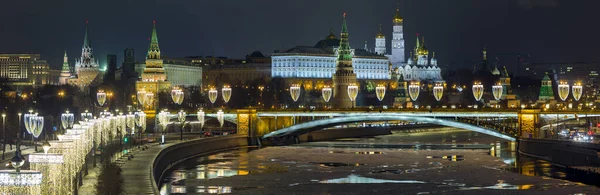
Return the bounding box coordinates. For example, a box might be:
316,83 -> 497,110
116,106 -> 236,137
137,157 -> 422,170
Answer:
271,5 -> 443,83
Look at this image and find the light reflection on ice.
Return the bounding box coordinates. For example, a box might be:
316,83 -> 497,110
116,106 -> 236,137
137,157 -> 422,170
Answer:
319,174 -> 426,184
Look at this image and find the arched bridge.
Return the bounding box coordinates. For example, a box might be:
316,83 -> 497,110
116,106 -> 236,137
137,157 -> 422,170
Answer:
261,114 -> 517,141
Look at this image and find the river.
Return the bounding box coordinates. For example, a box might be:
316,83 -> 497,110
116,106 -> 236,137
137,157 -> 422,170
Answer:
159,128 -> 600,194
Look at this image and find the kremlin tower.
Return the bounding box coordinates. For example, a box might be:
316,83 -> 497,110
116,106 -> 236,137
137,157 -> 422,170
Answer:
59,51 -> 71,85
70,21 -> 100,89
332,13 -> 358,108
136,21 -> 171,110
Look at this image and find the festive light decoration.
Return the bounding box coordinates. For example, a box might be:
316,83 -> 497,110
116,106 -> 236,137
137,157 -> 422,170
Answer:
375,85 -> 386,102
408,81 -> 420,101
433,83 -> 444,102
171,88 -> 184,105
0,170 -> 43,186
208,88 -> 218,104
158,111 -> 170,132
144,92 -> 154,107
61,111 -> 74,130
178,110 -> 186,124
222,86 -> 232,104
321,86 -> 332,103
492,83 -> 503,101
80,111 -> 93,121
472,82 -> 484,101
135,111 -> 146,133
558,81 -> 570,101
96,90 -> 106,106
290,84 -> 301,102
217,109 -> 224,128
197,109 -> 205,129
137,89 -> 147,105
31,116 -> 43,138
347,84 -> 359,102
572,82 -> 583,101
28,154 -> 64,164
24,112 -> 36,134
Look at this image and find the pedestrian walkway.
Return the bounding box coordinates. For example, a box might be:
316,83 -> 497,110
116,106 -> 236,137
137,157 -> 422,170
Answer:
0,146 -> 35,168
121,142 -> 174,194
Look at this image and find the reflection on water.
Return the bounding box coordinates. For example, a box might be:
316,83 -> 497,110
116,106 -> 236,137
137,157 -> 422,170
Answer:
459,180 -> 534,190
489,141 -> 569,180
319,174 -> 426,184
159,148 -> 258,194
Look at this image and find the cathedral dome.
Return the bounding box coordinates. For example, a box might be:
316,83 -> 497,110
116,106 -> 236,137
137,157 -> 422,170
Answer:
491,66 -> 500,75
326,29 -> 337,40
393,8 -> 403,24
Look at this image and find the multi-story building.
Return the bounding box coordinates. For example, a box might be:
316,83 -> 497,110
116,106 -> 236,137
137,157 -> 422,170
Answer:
162,63 -> 202,87
0,54 -> 58,87
521,62 -> 600,102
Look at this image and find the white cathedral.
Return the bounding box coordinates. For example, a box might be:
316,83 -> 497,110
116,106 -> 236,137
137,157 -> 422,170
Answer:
271,5 -> 443,83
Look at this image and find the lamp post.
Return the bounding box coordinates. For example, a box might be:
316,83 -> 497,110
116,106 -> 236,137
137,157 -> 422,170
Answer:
289,84 -> 301,108
0,105 -> 4,151
408,81 -> 420,105
158,111 -> 169,144
322,86 -> 332,108
492,83 -> 503,108
572,82 -> 583,102
171,87 -> 184,106
178,110 -> 186,141
472,82 -> 484,102
376,84 -> 386,109
208,88 -> 218,108
222,85 -> 232,105
557,81 -> 570,102
197,109 -> 205,131
433,83 -> 444,102
347,84 -> 359,109
134,111 -> 146,148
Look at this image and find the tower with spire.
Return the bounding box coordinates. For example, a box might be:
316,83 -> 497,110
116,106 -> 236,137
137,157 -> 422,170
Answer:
374,24 -> 386,55
59,51 -> 71,85
71,21 -> 100,89
332,13 -> 358,108
390,3 -> 405,65
136,21 -> 171,109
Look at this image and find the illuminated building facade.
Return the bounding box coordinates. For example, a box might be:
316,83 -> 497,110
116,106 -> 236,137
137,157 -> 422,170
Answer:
0,54 -> 58,87
136,21 -> 171,105
68,22 -> 101,89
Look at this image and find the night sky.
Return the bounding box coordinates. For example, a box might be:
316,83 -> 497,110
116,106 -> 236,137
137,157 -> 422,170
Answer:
1,0 -> 598,71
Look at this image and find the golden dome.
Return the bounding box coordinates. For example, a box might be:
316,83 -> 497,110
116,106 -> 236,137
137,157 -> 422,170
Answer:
326,29 -> 337,40
393,8 -> 403,24
376,24 -> 385,38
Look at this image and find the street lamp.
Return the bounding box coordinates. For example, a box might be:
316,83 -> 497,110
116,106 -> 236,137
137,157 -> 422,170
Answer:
208,88 -> 218,105
157,111 -> 169,144
433,83 -> 444,102
322,86 -> 332,103
137,89 -> 147,106
61,111 -> 74,130
347,84 -> 359,108
472,82 -> 484,102
408,81 -> 420,101
375,84 -> 386,102
492,83 -> 503,101
2,113 -> 5,160
290,84 -> 301,103
222,85 -> 232,104
97,90 -> 107,106
178,110 -> 186,140
144,92 -> 154,108
558,81 -> 570,101
134,111 -> 146,147
217,109 -> 224,128
171,87 -> 184,105
197,109 -> 205,130
572,82 -> 583,101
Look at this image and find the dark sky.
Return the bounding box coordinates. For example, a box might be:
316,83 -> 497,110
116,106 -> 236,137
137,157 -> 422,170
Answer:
1,0 -> 599,71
